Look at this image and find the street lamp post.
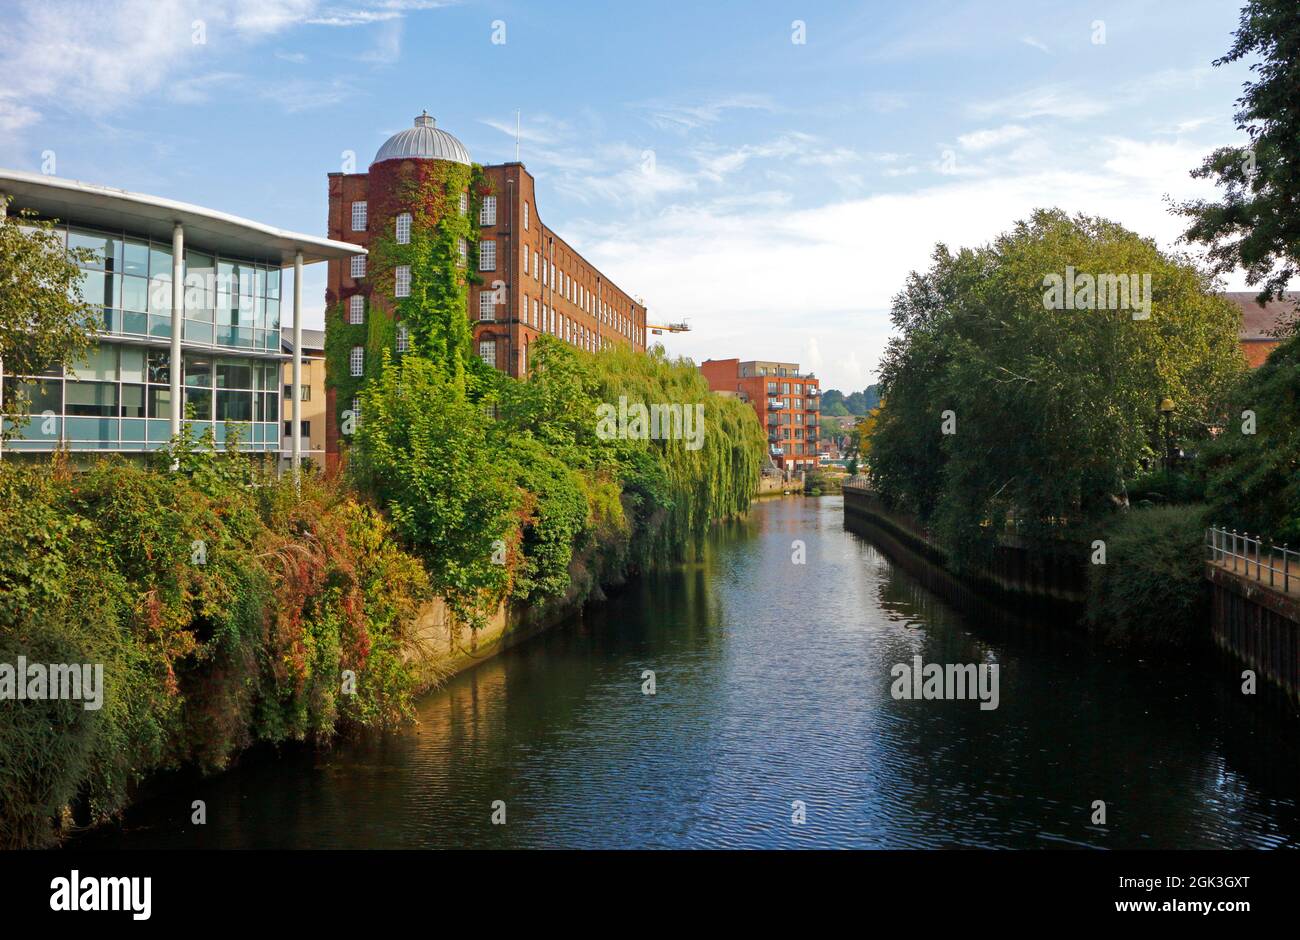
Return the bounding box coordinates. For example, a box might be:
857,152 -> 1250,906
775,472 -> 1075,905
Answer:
1159,397 -> 1175,473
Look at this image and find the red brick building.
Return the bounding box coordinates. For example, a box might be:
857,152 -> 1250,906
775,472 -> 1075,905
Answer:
700,358 -> 820,472
1223,291 -> 1297,368
324,112 -> 647,467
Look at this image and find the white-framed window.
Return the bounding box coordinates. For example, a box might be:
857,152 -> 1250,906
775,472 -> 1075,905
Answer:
478,339 -> 496,367
479,240 -> 496,271
395,264 -> 411,297
458,238 -> 467,267
348,295 -> 365,324
351,396 -> 361,426
459,191 -> 468,216
351,201 -> 367,232
395,212 -> 412,244
480,195 -> 497,226
349,346 -> 364,377
479,291 -> 496,321
534,251 -> 539,279
523,201 -> 530,230
350,255 -> 366,278
396,323 -> 409,353
523,248 -> 529,275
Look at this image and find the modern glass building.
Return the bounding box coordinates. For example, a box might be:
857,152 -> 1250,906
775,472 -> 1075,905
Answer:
0,169 -> 363,460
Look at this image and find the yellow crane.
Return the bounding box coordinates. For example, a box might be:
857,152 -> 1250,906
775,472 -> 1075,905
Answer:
646,321 -> 690,335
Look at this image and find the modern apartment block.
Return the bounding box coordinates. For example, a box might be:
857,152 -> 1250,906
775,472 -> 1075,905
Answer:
323,112 -> 648,468
700,358 -> 820,472
280,327 -> 326,469
0,169 -> 361,462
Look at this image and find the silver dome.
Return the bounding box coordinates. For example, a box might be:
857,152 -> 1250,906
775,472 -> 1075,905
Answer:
371,112 -> 472,167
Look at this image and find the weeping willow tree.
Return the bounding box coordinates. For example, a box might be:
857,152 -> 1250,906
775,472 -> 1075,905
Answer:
583,342 -> 766,563
353,334 -> 765,621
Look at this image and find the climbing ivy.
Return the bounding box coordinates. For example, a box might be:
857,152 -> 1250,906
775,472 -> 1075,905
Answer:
326,160 -> 496,450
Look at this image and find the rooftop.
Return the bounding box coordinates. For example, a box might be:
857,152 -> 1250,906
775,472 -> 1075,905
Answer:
0,168 -> 364,267
282,327 -> 326,353
1223,291 -> 1298,340
372,112 -> 472,167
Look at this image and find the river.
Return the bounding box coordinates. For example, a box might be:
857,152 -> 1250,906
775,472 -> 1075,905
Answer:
77,495 -> 1300,849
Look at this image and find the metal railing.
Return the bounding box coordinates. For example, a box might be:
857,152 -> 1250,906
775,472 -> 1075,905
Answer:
1207,526 -> 1297,593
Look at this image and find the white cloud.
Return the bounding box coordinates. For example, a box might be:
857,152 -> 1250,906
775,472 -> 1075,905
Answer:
969,85 -> 1109,121
231,0 -> 318,33
168,71 -> 243,105
260,78 -> 352,112
957,124 -> 1030,152
865,92 -> 908,114
0,0 -> 444,138
635,94 -> 776,133
479,113 -> 570,146
566,138 -> 1226,388
1102,136 -> 1216,185
0,97 -> 40,133
1020,36 -> 1050,54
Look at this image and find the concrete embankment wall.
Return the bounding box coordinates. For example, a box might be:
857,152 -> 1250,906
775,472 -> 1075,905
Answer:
843,486 -> 1300,706
841,486 -> 1087,606
407,593 -> 586,691
1206,564 -> 1300,705
755,474 -> 800,497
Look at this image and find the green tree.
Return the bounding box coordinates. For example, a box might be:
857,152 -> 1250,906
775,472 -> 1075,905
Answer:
1176,0 -> 1300,322
0,200 -> 99,438
868,210 -> 1245,559
820,389 -> 846,412
1202,331 -> 1300,542
349,352 -> 519,625
496,335 -> 606,462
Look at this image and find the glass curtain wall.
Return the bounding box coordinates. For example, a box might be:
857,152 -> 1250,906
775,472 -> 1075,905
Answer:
2,220 -> 283,452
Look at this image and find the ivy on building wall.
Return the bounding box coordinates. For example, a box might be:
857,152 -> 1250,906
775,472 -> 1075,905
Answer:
326,160 -> 495,450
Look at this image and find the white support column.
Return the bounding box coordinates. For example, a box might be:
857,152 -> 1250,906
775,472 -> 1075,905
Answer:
291,250 -> 303,480
169,222 -> 184,449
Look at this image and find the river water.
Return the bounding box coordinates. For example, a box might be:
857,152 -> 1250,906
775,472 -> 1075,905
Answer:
79,495 -> 1300,849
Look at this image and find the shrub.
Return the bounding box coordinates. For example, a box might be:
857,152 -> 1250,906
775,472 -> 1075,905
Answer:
0,451 -> 430,848
1085,505 -> 1209,651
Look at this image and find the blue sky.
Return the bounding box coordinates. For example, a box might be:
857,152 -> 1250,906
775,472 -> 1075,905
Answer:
0,0 -> 1257,391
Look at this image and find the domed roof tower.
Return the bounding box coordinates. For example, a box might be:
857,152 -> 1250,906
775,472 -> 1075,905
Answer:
371,112 -> 472,167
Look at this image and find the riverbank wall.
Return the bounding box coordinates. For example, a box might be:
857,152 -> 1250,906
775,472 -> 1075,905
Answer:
841,482 -> 1087,608
843,482 -> 1300,708
1206,562 -> 1300,705
407,590 -> 599,688
755,473 -> 801,497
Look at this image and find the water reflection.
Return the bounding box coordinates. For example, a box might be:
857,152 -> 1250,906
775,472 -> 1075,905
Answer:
78,496 -> 1299,849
